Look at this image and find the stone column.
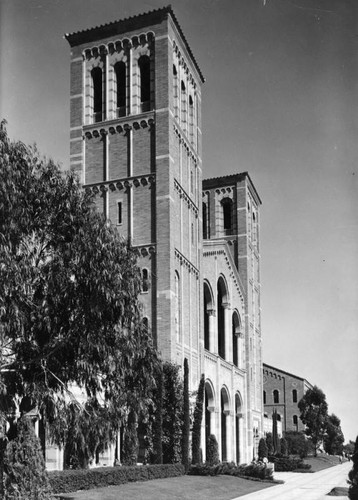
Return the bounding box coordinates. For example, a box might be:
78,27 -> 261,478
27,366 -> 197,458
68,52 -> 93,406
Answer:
208,309 -> 217,353
223,303 -> 232,362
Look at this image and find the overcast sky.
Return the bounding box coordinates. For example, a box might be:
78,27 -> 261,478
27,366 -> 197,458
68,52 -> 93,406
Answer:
1,0 -> 357,442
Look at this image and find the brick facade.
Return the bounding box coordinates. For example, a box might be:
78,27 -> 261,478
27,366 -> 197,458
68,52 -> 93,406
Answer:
263,363 -> 313,433
62,6 -> 264,467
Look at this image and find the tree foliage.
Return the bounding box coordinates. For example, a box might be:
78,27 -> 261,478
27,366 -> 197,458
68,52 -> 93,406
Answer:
324,414 -> 344,455
3,417 -> 52,499
348,436 -> 358,500
298,386 -> 328,456
162,362 -> 183,464
284,430 -> 313,458
0,121 -> 159,463
191,374 -> 205,465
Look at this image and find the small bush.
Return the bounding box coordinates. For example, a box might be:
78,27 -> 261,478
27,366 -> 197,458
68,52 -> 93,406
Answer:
189,461 -> 273,481
49,463 -> 185,494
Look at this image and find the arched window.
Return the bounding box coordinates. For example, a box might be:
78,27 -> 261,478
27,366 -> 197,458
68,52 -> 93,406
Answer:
138,55 -> 151,112
273,390 -> 279,404
276,414 -> 281,421
92,67 -> 103,122
221,198 -> 233,235
293,415 -> 298,430
292,389 -> 297,403
114,61 -> 126,117
263,390 -> 266,405
203,202 -> 209,239
141,268 -> 149,293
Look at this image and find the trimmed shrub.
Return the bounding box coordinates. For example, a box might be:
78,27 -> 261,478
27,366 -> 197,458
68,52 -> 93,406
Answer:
189,461 -> 273,481
191,374 -> 205,465
258,438 -> 268,460
280,437 -> 288,456
206,434 -> 220,466
49,463 -> 185,494
266,432 -> 273,455
3,417 -> 53,499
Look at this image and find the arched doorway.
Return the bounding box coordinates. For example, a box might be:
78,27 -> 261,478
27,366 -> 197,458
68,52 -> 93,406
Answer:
221,387 -> 230,462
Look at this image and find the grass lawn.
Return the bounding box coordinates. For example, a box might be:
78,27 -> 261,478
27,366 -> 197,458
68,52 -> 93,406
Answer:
304,454 -> 347,472
55,474 -> 276,500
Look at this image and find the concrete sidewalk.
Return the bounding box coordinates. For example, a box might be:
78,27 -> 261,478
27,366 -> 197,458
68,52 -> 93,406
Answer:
233,462 -> 350,500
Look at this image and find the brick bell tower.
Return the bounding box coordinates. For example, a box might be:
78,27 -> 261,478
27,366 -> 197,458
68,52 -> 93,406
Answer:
65,7 -> 205,387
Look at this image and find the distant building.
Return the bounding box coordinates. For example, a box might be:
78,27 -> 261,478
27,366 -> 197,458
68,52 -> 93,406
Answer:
263,363 -> 313,434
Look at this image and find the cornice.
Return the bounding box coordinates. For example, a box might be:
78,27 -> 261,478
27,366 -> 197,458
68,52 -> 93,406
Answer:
83,115 -> 154,139
174,248 -> 199,278
84,174 -> 155,195
174,179 -> 198,218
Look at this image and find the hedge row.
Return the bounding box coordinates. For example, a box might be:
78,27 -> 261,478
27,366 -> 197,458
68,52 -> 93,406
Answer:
189,461 -> 273,480
49,463 -> 185,494
268,456 -> 311,472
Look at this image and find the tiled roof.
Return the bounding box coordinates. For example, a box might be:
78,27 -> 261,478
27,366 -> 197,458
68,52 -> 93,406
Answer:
64,5 -> 205,83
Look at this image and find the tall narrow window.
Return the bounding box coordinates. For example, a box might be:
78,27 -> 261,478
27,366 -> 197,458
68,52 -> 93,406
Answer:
115,61 -> 126,117
292,389 -> 297,403
203,202 -> 209,239
141,268 -> 149,293
189,94 -> 194,143
92,67 -> 103,122
263,390 -> 266,404
273,390 -> 279,404
117,202 -> 122,225
138,55 -> 150,112
181,80 -> 187,128
221,198 -> 233,235
173,64 -> 178,118
175,272 -> 181,342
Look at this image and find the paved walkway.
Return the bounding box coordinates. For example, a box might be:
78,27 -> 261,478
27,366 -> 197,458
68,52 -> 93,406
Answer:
233,462 -> 350,500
